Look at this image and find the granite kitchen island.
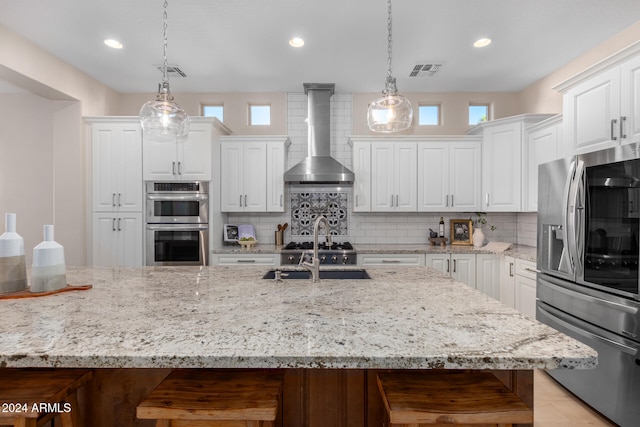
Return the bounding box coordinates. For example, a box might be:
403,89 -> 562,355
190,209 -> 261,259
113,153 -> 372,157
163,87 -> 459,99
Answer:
0,266 -> 596,426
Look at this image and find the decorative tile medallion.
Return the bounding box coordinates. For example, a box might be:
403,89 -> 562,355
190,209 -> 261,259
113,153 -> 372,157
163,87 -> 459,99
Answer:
290,191 -> 348,236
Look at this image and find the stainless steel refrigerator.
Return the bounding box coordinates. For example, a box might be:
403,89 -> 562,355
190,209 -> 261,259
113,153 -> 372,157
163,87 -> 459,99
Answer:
537,143 -> 640,426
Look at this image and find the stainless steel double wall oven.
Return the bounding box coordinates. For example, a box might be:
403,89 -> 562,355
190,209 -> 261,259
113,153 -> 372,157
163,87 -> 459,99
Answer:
537,143 -> 640,426
145,181 -> 209,266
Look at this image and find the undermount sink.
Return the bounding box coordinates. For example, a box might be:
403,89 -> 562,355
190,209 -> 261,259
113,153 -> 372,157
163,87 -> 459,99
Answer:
262,269 -> 371,280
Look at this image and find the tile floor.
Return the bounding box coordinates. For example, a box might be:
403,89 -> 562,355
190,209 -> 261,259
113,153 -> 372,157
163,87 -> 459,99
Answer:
534,370 -> 617,426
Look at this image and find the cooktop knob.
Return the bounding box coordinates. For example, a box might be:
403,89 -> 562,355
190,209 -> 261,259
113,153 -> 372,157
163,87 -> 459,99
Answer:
331,255 -> 338,264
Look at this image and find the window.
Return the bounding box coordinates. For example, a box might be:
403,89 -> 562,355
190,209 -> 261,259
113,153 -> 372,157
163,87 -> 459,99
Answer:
249,104 -> 271,126
202,105 -> 224,122
418,104 -> 440,126
469,104 -> 489,125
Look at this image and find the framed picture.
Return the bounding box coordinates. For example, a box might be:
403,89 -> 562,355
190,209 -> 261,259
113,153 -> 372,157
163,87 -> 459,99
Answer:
223,224 -> 239,242
450,219 -> 473,246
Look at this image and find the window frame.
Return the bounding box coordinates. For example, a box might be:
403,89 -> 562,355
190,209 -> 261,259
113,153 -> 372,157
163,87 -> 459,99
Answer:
201,104 -> 224,122
418,104 -> 441,126
249,104 -> 271,126
469,103 -> 490,125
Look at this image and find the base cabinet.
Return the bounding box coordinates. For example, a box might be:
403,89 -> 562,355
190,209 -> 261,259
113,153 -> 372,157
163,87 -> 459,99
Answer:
425,253 -> 476,288
500,255 -> 537,318
476,254 -> 500,300
92,213 -> 143,267
359,253 -> 425,266
210,253 -> 279,266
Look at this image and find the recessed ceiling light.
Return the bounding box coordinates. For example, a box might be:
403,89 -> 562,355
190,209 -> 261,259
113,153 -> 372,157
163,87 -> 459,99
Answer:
473,38 -> 492,48
104,39 -> 123,49
289,37 -> 304,48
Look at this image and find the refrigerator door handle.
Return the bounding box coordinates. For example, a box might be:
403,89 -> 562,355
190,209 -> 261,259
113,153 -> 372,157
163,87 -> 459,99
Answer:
565,160 -> 584,274
538,304 -> 638,356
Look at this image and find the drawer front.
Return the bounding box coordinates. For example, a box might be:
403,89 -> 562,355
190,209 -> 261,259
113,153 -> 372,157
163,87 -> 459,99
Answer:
211,254 -> 278,266
515,258 -> 537,280
360,254 -> 425,266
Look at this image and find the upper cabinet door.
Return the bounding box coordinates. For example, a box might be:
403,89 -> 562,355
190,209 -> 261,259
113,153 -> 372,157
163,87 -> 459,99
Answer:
352,141 -> 371,212
178,122 -> 212,180
394,143 -> 418,211
220,142 -> 244,211
621,54 -> 640,146
525,119 -> 561,212
449,142 -> 481,212
266,141 -> 286,212
142,135 -> 179,180
91,122 -> 142,212
564,67 -> 621,154
370,143 -> 396,212
481,122 -> 522,211
242,143 -> 267,212
417,143 -> 449,211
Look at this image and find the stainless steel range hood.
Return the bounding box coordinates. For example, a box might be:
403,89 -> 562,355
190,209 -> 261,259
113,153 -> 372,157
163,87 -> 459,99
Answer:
283,83 -> 354,184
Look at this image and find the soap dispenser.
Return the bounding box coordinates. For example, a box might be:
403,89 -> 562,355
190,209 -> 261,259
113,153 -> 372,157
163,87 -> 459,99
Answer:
0,213 -> 28,293
31,225 -> 66,293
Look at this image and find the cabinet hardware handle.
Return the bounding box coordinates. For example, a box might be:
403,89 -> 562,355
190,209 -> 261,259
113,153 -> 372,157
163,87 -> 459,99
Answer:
453,259 -> 457,273
391,195 -> 394,207
451,194 -> 454,207
611,118 -> 618,141
446,259 -> 450,273
239,195 -> 243,207
237,259 -> 256,263
112,218 -> 116,231
112,193 -> 116,207
118,193 -> 121,207
620,116 -> 627,139
117,218 -> 121,231
524,267 -> 541,274
244,195 -> 247,206
382,259 -> 401,263
280,194 -> 283,207
486,194 -> 490,206
178,161 -> 182,175
509,262 -> 514,277
446,194 -> 449,207
172,161 -> 176,175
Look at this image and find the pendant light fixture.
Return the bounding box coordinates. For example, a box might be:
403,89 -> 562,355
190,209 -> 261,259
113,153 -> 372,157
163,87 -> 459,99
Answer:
367,0 -> 413,133
139,0 -> 189,138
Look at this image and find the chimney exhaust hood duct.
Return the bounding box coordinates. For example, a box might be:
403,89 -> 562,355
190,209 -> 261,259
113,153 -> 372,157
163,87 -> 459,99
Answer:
283,83 -> 354,184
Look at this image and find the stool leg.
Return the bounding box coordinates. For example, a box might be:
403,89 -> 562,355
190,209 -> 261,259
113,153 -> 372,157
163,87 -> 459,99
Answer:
58,390 -> 80,427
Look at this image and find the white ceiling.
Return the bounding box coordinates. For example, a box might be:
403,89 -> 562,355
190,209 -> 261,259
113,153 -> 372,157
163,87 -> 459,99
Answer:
0,0 -> 639,94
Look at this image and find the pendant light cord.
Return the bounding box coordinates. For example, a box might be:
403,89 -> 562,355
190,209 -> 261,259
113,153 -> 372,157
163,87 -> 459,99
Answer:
162,0 -> 169,84
384,0 -> 398,95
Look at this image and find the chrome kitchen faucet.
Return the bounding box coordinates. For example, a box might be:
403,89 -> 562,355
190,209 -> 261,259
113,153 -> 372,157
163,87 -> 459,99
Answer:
299,215 -> 333,282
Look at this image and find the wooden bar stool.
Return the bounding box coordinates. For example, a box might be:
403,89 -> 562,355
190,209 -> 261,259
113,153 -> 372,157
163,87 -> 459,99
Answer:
377,370 -> 533,427
0,369 -> 92,427
137,369 -> 283,427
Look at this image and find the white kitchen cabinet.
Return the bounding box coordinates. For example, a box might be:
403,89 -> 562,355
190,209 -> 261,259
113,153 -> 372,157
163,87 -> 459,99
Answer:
92,212 -> 143,267
359,253 -> 425,266
499,255 -> 516,308
524,115 -> 563,212
351,140 -> 371,212
475,254 -> 499,300
499,255 -> 538,318
90,120 -> 143,212
371,142 -> 417,212
266,141 -> 287,212
469,114 -> 554,212
143,118 -> 213,181
425,253 -> 476,288
210,253 -> 279,266
417,139 -> 481,212
220,136 -> 289,212
514,258 -> 538,319
556,45 -> 640,154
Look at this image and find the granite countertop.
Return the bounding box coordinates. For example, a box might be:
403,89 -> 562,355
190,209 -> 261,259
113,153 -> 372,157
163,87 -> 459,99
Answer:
0,266 -> 592,370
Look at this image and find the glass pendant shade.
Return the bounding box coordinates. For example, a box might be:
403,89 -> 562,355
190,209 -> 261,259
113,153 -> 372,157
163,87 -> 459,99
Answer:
140,82 -> 189,138
367,92 -> 413,133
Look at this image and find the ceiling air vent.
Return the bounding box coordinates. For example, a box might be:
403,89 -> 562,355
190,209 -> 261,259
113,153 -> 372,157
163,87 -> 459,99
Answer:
409,63 -> 442,78
156,65 -> 187,78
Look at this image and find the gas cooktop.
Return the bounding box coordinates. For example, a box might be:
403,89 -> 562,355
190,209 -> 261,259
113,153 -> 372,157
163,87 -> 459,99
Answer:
282,241 -> 354,251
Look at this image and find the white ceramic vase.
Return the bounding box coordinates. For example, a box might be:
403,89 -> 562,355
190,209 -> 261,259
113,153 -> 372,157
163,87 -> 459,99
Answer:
0,213 -> 28,293
31,225 -> 66,293
473,227 -> 485,248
